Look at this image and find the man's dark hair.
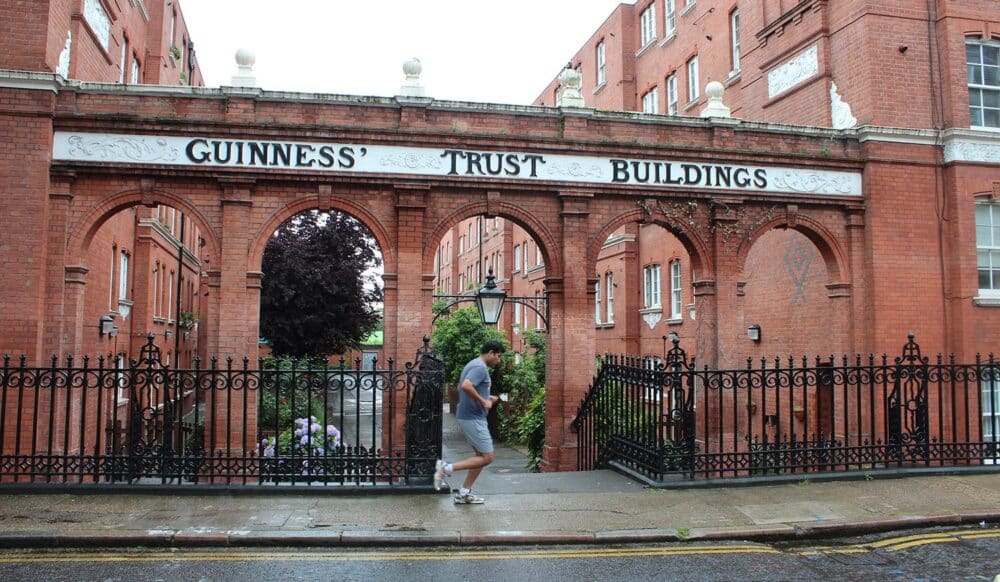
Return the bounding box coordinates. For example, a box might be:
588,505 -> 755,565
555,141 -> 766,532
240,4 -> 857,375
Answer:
481,339 -> 505,355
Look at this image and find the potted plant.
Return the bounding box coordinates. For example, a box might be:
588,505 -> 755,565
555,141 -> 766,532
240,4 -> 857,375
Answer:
178,310 -> 198,330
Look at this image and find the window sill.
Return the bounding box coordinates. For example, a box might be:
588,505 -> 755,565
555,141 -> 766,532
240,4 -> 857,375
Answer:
635,40 -> 657,59
974,296 -> 1000,307
664,317 -> 683,325
153,317 -> 166,324
639,307 -> 662,315
725,70 -> 741,87
680,2 -> 696,17
595,322 -> 615,329
658,32 -> 677,48
593,81 -> 606,95
683,97 -> 703,112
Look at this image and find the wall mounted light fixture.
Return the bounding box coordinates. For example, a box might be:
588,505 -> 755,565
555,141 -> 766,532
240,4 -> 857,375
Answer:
99,315 -> 115,336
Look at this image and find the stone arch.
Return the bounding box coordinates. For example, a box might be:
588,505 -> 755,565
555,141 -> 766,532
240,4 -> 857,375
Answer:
587,207 -> 714,281
736,212 -> 848,285
66,187 -> 220,265
422,201 -> 561,279
247,194 -> 395,274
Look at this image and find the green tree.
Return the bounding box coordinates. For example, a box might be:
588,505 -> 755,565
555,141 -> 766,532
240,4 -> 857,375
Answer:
430,306 -> 510,388
260,211 -> 382,358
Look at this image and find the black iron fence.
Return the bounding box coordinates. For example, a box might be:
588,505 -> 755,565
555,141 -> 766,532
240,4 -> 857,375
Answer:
573,335 -> 1000,483
0,336 -> 444,489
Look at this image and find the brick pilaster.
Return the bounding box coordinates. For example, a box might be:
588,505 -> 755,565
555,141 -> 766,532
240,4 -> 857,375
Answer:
541,190 -> 591,472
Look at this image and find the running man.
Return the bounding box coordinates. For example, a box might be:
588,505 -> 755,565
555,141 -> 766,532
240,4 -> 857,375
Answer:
434,339 -> 505,504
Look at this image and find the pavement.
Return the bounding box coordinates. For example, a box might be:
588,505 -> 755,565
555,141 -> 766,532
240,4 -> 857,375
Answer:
0,411 -> 998,548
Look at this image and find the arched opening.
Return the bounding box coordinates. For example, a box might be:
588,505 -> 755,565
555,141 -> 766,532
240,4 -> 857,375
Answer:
73,200 -> 211,368
258,209 -> 384,363
429,212 -> 551,472
740,227 -> 846,362
593,222 -> 696,363
255,208 -> 386,462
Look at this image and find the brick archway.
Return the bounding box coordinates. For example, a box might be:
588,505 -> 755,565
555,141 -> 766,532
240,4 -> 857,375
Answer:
247,193 -> 396,275
66,187 -> 221,266
736,212 -> 849,287
0,79 -> 882,471
422,200 -> 562,277
587,206 -> 715,280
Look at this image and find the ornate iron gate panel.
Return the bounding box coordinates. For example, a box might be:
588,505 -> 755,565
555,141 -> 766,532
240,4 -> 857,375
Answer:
0,336 -> 445,489
573,334 -> 1000,483
887,334 -> 929,464
127,340 -> 179,482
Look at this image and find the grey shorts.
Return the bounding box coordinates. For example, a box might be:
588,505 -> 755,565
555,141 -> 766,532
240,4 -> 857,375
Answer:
456,417 -> 494,454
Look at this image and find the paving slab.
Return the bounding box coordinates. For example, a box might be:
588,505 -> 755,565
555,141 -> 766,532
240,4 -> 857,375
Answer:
736,501 -> 846,525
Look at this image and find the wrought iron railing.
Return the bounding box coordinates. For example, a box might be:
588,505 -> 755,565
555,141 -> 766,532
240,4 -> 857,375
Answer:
0,336 -> 444,489
573,334 -> 1000,483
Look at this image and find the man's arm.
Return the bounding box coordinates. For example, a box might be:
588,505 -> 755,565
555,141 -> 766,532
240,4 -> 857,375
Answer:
460,378 -> 498,410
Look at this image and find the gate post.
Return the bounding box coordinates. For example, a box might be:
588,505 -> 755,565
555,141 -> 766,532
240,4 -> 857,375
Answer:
390,183 -> 432,459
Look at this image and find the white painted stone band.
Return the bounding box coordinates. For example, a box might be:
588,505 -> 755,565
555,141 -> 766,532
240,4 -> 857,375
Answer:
52,131 -> 863,197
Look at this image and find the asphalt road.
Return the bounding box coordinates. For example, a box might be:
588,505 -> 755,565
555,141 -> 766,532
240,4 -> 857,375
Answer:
0,526 -> 997,581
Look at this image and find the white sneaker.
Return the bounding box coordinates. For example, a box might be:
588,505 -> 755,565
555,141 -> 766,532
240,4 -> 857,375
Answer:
454,490 -> 485,504
433,460 -> 447,491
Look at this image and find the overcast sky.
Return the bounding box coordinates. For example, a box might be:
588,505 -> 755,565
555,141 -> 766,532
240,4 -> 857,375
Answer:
181,0 -> 624,105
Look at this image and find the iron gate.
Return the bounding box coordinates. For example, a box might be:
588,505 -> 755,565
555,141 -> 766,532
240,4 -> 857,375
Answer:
573,334 -> 1000,483
0,336 -> 445,489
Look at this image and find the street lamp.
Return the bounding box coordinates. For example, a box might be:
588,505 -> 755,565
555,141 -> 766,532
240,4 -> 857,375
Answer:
99,314 -> 115,336
475,268 -> 506,326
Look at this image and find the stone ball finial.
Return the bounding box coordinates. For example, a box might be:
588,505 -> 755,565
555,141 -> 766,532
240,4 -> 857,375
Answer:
231,48 -> 257,87
403,58 -> 422,78
700,81 -> 731,118
706,81 -> 724,100
399,57 -> 425,97
235,48 -> 256,68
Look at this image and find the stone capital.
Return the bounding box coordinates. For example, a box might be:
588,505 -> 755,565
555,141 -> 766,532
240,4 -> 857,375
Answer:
394,183 -> 429,209
220,178 -> 255,205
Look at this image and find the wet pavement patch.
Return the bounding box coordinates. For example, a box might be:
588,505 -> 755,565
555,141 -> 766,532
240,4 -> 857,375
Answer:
736,502 -> 845,525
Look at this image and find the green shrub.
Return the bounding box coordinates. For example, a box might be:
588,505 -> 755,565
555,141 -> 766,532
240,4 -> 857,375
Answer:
430,307 -> 510,388
257,355 -> 330,432
496,329 -> 546,470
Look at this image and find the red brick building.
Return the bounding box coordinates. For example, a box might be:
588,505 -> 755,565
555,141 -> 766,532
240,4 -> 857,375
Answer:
0,0 -> 206,366
524,0 -> 999,364
0,0 -> 997,471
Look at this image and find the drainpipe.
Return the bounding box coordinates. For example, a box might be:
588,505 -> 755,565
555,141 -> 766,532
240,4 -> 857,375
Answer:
925,0 -> 951,352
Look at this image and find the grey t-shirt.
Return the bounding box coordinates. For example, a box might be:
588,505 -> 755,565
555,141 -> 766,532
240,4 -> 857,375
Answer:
455,357 -> 491,420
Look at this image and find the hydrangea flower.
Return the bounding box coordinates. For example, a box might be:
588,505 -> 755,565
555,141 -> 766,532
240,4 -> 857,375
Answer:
260,416 -> 341,462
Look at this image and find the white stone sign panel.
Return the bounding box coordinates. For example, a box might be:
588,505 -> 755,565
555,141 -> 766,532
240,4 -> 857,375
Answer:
53,131 -> 862,198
